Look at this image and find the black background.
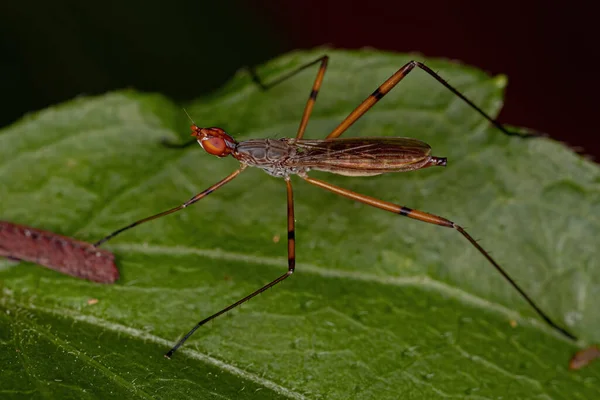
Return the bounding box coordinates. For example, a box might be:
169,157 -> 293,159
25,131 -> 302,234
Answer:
1,1 -> 597,158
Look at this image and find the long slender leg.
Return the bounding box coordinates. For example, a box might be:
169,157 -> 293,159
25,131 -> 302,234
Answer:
165,178 -> 297,358
300,174 -> 577,341
294,56 -> 328,139
326,60 -> 537,140
163,55 -> 330,148
249,55 -> 329,139
94,166 -> 247,247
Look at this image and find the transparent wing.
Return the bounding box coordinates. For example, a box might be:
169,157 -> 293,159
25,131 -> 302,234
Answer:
289,137 -> 433,176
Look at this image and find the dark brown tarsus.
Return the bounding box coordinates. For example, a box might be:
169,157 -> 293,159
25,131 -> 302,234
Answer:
96,55 -> 576,358
165,178 -> 296,358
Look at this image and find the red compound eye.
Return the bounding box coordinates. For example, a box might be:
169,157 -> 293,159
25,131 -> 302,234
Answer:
202,137 -> 227,156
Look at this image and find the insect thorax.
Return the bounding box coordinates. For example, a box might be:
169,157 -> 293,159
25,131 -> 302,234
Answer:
234,138 -> 308,178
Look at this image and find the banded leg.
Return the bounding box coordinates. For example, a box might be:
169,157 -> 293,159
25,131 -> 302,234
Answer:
249,55 -> 329,139
326,60 -> 537,140
165,178 -> 297,358
300,174 -> 577,341
163,55 -> 330,148
94,166 -> 247,247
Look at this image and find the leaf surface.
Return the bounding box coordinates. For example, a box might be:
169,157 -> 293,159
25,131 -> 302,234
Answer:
1,50 -> 599,399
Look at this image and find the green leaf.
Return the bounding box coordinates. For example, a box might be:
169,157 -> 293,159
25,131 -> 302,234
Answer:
1,49 -> 599,399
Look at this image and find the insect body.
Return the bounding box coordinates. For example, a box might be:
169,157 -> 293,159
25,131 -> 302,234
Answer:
197,126 -> 446,178
95,55 -> 576,358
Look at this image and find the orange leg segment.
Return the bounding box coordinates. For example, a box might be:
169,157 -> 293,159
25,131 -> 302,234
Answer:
301,174 -> 577,340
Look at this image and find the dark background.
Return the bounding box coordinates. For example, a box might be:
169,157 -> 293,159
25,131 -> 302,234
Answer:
1,1 -> 597,159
